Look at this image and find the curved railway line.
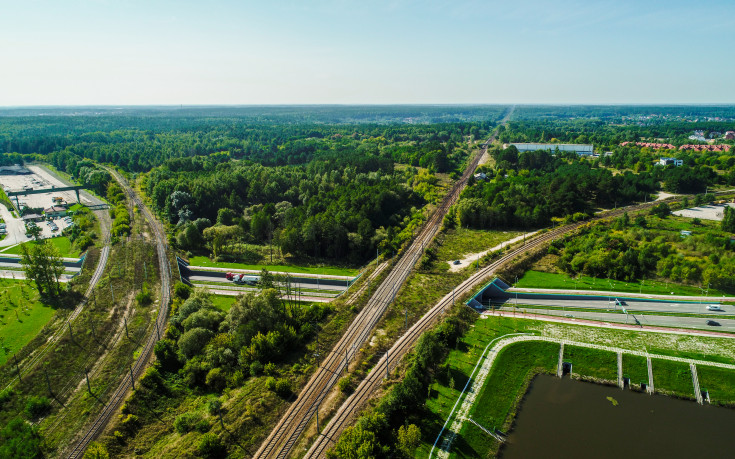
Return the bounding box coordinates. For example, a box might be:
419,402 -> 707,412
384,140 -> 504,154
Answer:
1,209 -> 112,392
254,110 -> 513,459
65,169 -> 172,458
305,199 -> 676,457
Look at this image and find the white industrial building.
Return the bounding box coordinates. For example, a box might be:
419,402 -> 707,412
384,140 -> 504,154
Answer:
509,143 -> 594,155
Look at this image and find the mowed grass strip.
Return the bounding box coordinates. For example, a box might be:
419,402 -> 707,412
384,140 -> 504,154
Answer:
696,366 -> 735,407
651,359 -> 694,398
188,256 -> 358,277
516,270 -> 724,297
455,341 -> 558,458
564,345 -> 617,382
622,354 -> 649,387
0,279 -> 55,365
2,236 -> 80,258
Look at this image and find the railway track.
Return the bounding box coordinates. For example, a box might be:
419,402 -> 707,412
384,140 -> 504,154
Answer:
254,109 -> 514,459
305,199 -> 672,457
65,169 -> 172,458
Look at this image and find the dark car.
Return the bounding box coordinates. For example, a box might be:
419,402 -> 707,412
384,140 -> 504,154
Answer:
706,320 -> 721,326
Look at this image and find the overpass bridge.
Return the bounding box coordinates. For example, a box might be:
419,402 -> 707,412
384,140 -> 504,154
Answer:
6,185 -> 85,209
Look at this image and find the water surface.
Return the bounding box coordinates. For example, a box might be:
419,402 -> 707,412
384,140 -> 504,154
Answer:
501,374 -> 734,459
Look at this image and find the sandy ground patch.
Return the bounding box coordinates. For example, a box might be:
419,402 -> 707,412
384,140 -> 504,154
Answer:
673,203 -> 735,221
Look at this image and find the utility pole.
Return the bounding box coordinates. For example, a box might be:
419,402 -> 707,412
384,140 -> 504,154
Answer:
45,369 -> 53,397
14,355 -> 21,383
110,283 -> 115,304
344,348 -> 348,375
68,322 -> 74,341
385,349 -> 389,379
124,317 -> 130,339
129,364 -> 136,390
85,369 -> 92,395
89,315 -> 96,340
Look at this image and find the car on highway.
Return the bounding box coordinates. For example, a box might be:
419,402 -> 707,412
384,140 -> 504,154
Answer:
706,320 -> 721,326
706,305 -> 723,311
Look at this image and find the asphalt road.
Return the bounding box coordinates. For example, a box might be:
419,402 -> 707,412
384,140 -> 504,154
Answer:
502,307 -> 735,332
188,274 -> 347,293
500,297 -> 733,315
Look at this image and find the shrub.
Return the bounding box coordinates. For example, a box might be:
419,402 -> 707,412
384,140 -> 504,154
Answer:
174,281 -> 192,300
0,388 -> 13,406
338,375 -> 354,394
207,398 -> 223,416
274,378 -> 291,398
24,396 -> 51,420
263,362 -> 277,376
83,441 -> 110,459
205,368 -> 226,392
178,327 -> 214,359
174,412 -> 203,434
249,361 -> 263,377
154,339 -> 181,373
197,432 -> 226,457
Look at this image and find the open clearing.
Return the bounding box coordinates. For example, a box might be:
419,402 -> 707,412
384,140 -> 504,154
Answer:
0,278 -> 55,366
673,203 -> 735,221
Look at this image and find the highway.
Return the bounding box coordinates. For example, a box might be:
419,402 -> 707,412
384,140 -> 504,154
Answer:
500,296 -> 734,315
509,307 -> 735,332
66,168 -> 172,458
253,108 -> 517,459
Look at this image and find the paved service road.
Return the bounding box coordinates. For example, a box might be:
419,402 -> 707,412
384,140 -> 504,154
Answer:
508,307 -> 735,332
502,297 -> 734,315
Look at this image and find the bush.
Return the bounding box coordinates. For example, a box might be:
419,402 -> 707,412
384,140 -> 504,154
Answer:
207,398 -> 223,416
0,388 -> 13,406
24,396 -> 51,420
249,361 -> 264,377
174,412 -> 203,434
0,418 -> 43,458
154,339 -> 181,373
274,378 -> 291,398
205,368 -> 226,392
174,282 -> 192,300
135,288 -> 152,306
197,432 -> 226,457
265,377 -> 277,391
264,362 -> 277,376
83,441 -> 110,459
178,327 -> 214,359
338,375 -> 354,394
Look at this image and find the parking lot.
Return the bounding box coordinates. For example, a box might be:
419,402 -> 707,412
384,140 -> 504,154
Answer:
0,165 -> 102,247
673,203 -> 735,221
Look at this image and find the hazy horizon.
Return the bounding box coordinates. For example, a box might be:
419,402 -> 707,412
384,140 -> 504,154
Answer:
2,0 -> 734,106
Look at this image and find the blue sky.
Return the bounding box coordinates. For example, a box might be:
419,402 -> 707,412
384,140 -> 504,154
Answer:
1,0 -> 733,105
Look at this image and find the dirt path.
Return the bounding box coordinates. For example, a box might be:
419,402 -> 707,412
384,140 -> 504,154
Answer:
447,231 -> 539,272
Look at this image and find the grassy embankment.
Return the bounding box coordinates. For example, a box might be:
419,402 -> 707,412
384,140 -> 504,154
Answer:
417,315 -> 735,458
1,237 -> 81,258
0,279 -> 55,366
188,256 -> 359,277
516,270 -> 725,297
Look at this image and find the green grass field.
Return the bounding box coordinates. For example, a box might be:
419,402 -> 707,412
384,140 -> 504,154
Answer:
564,345 -> 618,382
0,279 -> 56,366
435,228 -> 525,262
697,366 -> 735,406
651,359 -> 694,398
188,256 -> 358,277
516,270 -> 724,297
621,354 -> 649,387
460,341 -> 558,457
209,294 -> 238,311
1,236 -> 80,258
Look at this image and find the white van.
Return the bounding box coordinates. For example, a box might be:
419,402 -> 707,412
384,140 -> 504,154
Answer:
706,305 -> 722,311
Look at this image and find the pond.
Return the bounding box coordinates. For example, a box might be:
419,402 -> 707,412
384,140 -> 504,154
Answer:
500,374 -> 735,459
